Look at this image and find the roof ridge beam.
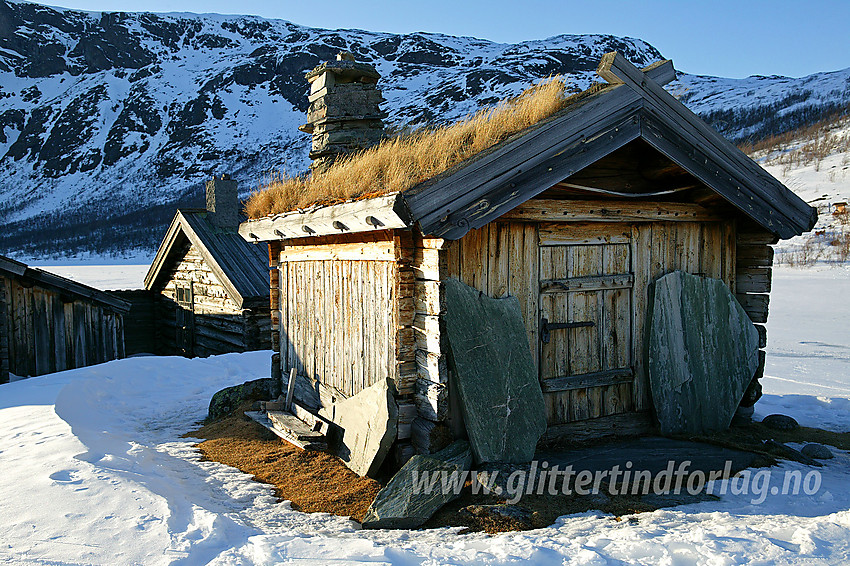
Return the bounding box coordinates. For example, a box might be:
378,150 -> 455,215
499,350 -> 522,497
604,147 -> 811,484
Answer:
597,51 -> 815,236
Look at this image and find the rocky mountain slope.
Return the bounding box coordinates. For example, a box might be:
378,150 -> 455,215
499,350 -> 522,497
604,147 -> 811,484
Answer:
0,0 -> 847,260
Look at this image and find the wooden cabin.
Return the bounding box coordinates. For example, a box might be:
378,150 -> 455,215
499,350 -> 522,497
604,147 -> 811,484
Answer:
239,53 -> 816,456
0,255 -> 130,383
145,175 -> 271,357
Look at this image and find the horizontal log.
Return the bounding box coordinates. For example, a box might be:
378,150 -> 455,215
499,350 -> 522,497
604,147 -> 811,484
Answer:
415,378 -> 448,422
737,230 -> 780,245
396,326 -> 416,362
239,193 -> 411,242
539,222 -> 631,245
413,314 -> 441,353
736,293 -> 769,324
755,324 -> 767,349
279,240 -> 396,262
736,267 -> 772,294
397,401 -> 416,440
392,360 -> 418,396
414,280 -> 445,316
736,244 -> 774,267
540,412 -> 653,444
412,246 -> 446,280
540,274 -> 634,294
501,200 -> 721,223
416,350 -> 447,383
542,368 -> 634,393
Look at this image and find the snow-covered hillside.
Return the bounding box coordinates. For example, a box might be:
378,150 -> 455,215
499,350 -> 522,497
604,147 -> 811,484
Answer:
750,116 -> 850,264
1,0 -> 848,260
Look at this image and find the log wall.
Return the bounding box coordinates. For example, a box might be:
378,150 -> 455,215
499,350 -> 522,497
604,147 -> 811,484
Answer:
734,219 -> 776,389
0,275 -> 125,378
155,241 -> 271,357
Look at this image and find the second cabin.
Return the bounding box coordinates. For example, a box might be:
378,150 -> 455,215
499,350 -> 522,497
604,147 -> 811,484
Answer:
145,175 -> 272,358
240,52 -> 816,460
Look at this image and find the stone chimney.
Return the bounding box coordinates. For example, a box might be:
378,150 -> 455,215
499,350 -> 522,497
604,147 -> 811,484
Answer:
205,173 -> 239,231
300,52 -> 385,174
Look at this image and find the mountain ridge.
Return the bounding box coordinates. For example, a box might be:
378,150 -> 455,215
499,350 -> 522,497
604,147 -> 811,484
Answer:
0,0 -> 847,260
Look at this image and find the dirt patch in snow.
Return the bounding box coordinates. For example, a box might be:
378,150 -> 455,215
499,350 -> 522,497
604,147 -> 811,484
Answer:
186,401 -> 381,522
186,406 -> 844,535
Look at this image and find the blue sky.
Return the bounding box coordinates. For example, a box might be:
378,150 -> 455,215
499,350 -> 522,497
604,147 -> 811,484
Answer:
45,0 -> 849,79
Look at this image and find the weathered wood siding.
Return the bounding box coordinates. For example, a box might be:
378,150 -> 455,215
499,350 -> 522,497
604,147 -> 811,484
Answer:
109,290 -> 157,355
155,241 -> 271,357
0,275 -> 124,378
276,231 -> 417,400
409,202 -> 739,447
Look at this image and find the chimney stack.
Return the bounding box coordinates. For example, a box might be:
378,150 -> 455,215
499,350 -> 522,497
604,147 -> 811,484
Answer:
300,52 -> 385,174
205,173 -> 239,231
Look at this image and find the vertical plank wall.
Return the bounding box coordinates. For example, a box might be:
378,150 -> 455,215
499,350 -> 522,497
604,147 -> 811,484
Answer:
277,232 -> 418,400
411,218 -> 737,445
0,276 -> 124,378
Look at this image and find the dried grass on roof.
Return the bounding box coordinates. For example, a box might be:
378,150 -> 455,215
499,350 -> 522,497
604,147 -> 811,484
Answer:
245,77 -> 585,219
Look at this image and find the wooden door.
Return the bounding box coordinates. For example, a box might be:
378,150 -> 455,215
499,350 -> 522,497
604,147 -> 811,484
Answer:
175,283 -> 194,357
538,224 -> 634,425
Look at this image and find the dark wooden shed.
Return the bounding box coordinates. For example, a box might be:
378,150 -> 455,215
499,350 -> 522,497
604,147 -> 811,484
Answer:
0,255 -> 130,383
145,176 -> 271,357
240,53 -> 816,457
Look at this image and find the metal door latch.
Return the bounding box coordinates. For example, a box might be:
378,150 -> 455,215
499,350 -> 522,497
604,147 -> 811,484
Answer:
540,316 -> 595,343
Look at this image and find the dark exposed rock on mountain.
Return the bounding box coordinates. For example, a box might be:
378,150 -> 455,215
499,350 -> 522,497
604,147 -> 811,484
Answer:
0,0 -> 847,259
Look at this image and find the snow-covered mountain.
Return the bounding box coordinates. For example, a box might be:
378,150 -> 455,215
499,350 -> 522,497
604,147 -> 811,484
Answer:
1,0 -> 848,260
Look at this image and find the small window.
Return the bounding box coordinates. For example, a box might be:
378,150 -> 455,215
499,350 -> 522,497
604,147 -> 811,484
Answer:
176,284 -> 193,307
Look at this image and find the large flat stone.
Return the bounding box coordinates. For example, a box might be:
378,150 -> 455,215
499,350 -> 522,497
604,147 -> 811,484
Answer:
361,441 -> 472,529
321,378 -> 398,477
649,271 -> 759,435
443,278 -> 547,463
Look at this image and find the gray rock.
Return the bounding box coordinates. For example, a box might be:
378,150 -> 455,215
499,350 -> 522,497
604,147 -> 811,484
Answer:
762,414 -> 800,431
433,440 -> 475,469
322,378 -> 398,477
207,378 -> 273,421
443,278 -> 548,463
763,440 -> 821,467
476,463 -> 526,497
361,441 -> 473,529
801,443 -> 834,459
648,271 -> 760,435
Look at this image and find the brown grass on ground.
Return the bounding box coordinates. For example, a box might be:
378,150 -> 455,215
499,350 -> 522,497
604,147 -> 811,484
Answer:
188,407 -> 847,534
186,401 -> 381,522
245,77 -> 588,219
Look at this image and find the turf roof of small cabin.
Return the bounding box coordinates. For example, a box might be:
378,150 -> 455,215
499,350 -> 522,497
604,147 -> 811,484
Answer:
240,52 -> 817,243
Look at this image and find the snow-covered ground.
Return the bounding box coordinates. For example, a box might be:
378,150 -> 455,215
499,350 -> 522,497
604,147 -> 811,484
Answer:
1,266 -> 850,565
35,264 -> 151,291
